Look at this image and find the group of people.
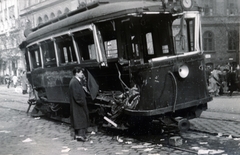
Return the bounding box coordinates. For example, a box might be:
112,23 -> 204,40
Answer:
5,74 -> 19,88
207,65 -> 240,96
4,71 -> 28,94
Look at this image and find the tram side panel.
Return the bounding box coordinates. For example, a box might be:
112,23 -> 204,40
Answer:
28,61 -> 128,104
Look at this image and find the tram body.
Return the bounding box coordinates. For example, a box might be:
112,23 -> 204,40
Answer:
20,0 -> 212,129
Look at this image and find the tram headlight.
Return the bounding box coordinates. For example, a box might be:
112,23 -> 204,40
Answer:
175,63 -> 189,78
178,64 -> 189,78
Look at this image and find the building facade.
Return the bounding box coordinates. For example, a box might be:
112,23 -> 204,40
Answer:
19,0 -> 81,29
197,0 -> 240,70
0,0 -> 22,78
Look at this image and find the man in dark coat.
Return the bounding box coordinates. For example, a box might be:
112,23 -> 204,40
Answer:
227,70 -> 238,96
69,67 -> 89,142
5,74 -> 11,88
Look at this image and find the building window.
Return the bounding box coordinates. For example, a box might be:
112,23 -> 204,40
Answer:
4,8 -> 7,20
44,15 -> 49,22
227,0 -> 238,15
64,8 -> 69,14
203,0 -> 213,16
228,30 -> 238,51
25,0 -> 30,8
38,17 -> 43,25
203,31 -> 214,51
57,10 -> 62,16
9,6 -> 14,18
9,6 -> 15,28
0,1 -> 2,12
0,11 -> 3,31
50,12 -> 55,19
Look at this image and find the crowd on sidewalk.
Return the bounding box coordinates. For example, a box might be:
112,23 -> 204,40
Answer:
206,64 -> 240,97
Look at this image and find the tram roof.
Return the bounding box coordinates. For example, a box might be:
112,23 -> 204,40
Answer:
22,1 -> 166,46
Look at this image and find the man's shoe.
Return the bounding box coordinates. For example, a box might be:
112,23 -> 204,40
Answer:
76,136 -> 88,142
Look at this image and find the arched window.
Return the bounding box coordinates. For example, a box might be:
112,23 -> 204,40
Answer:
203,31 -> 214,51
228,30 -> 238,51
57,10 -> 62,16
64,8 -> 70,14
44,15 -> 49,22
38,17 -> 43,25
50,12 -> 55,19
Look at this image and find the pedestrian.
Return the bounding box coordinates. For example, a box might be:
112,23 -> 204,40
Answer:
5,74 -> 11,88
221,69 -> 229,93
12,75 -> 18,88
210,66 -> 222,96
69,67 -> 89,142
227,69 -> 238,96
21,71 -> 28,94
205,66 -> 212,86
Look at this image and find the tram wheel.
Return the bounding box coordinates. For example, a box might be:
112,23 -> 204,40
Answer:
176,118 -> 190,131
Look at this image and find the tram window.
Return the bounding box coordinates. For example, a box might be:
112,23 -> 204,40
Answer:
56,36 -> 77,64
96,22 -> 118,59
131,36 -> 140,58
172,18 -> 189,53
188,19 -> 195,51
140,16 -> 174,62
42,41 -> 56,67
146,33 -> 154,55
34,51 -> 40,67
29,46 -> 42,69
74,29 -> 97,61
88,44 -> 97,59
25,52 -> 30,71
104,40 -> 118,58
172,17 -> 195,53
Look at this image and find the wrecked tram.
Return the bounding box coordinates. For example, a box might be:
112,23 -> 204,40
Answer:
19,0 -> 212,131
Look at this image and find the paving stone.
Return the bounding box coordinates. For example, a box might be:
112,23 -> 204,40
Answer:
169,136 -> 183,146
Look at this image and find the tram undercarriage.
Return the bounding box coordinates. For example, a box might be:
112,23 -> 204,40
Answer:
28,87 -> 207,131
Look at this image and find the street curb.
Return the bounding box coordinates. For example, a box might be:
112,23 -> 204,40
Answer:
200,111 -> 240,122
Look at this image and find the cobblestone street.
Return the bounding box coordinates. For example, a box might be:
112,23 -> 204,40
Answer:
1,85 -> 240,155
0,107 -> 190,155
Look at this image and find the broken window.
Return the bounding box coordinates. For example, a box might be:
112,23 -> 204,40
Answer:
56,35 -> 77,64
172,16 -> 195,54
74,29 -> 97,61
29,45 -> 42,69
41,40 -> 57,67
